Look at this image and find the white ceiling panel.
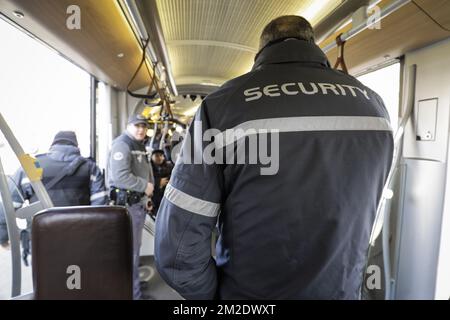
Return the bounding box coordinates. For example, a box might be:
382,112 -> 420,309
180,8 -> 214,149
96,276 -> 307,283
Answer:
155,0 -> 343,87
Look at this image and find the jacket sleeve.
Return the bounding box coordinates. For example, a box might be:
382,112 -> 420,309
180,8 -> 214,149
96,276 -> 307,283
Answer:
109,141 -> 147,193
88,162 -> 108,205
155,102 -> 223,300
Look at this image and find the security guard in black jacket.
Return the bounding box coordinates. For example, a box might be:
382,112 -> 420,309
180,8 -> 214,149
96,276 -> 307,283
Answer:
10,131 -> 108,207
155,16 -> 394,299
1,131 -> 108,263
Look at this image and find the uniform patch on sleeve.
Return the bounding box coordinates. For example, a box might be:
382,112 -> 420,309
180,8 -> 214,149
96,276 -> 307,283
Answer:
113,152 -> 124,161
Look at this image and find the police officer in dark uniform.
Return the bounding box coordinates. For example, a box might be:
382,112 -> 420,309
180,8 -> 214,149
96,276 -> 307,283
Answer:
107,114 -> 154,300
1,131 -> 108,261
155,16 -> 394,299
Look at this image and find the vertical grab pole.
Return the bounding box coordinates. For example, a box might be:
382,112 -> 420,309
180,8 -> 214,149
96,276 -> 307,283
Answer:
0,112 -> 53,208
368,64 -> 416,300
90,76 -> 99,161
0,156 -> 21,297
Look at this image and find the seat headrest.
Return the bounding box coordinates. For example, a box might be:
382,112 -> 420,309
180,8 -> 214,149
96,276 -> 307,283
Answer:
32,206 -> 133,300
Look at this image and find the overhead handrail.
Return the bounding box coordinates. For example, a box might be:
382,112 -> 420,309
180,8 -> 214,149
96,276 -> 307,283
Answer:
322,0 -> 411,54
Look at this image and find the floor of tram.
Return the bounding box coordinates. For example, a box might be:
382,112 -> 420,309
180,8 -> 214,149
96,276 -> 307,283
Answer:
139,255 -> 183,300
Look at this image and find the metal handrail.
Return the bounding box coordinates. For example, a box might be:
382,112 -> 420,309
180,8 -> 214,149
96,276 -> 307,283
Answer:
322,0 -> 411,53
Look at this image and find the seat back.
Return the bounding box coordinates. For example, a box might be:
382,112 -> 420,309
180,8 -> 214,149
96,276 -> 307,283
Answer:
32,206 -> 133,299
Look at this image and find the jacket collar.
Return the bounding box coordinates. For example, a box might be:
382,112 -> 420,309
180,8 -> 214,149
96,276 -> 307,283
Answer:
252,39 -> 330,71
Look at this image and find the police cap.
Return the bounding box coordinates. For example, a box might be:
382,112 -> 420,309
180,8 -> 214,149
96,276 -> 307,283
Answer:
128,114 -> 150,128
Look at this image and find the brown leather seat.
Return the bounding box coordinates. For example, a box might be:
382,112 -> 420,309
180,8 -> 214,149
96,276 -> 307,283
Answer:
32,206 -> 133,300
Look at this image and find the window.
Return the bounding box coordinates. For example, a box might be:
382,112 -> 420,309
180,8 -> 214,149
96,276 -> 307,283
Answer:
0,18 -> 91,176
358,62 -> 401,131
0,17 -> 92,298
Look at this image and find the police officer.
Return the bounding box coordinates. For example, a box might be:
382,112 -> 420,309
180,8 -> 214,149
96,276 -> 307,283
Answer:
1,131 -> 108,262
107,114 -> 154,300
155,16 -> 394,299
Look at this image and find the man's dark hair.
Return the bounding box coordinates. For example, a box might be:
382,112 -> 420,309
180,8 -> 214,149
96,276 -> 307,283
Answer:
259,15 -> 314,51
